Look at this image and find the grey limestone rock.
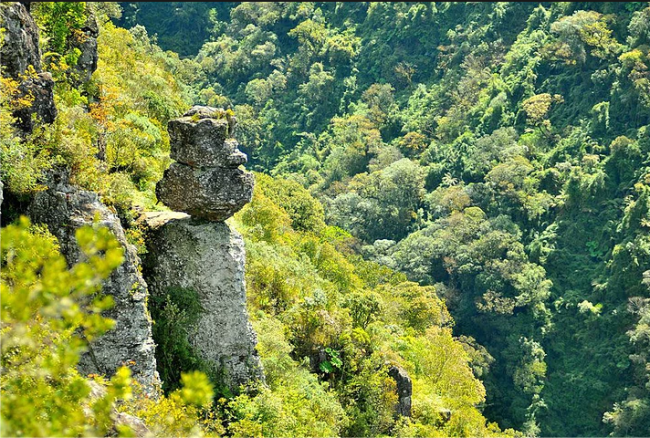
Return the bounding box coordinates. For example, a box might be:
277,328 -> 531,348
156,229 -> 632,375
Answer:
168,118 -> 246,168
156,163 -> 253,222
156,106 -> 252,221
0,2 -> 41,75
0,2 -> 56,134
143,211 -> 264,392
388,365 -> 413,417
28,174 -> 160,395
13,71 -> 57,133
84,381 -> 152,437
111,413 -> 152,438
70,10 -> 99,85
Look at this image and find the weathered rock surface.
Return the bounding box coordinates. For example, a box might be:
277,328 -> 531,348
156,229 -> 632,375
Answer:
0,2 -> 41,75
13,71 -> 57,132
143,211 -> 264,392
84,381 -> 152,437
156,106 -> 253,221
70,10 -> 99,85
388,365 -> 412,417
112,413 -> 151,438
168,118 -> 246,168
156,163 -> 253,222
28,173 -> 160,395
0,2 -> 56,134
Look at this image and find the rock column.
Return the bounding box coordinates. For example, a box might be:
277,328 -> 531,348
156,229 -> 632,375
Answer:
388,365 -> 413,417
145,106 -> 263,392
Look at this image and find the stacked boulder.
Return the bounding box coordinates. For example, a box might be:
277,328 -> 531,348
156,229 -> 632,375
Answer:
156,106 -> 253,221
145,106 -> 263,392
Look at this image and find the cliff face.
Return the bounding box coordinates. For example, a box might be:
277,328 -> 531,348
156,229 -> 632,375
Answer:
0,2 -> 41,75
28,172 -> 161,394
0,2 -> 56,134
145,106 -> 263,392
4,2 -> 263,398
69,10 -> 99,86
2,2 -> 160,394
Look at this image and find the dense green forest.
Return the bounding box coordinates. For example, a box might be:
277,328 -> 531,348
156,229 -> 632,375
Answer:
2,2 -> 650,437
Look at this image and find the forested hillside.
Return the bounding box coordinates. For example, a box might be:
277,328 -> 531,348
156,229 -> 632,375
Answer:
2,2 -> 649,437
0,2 -> 513,436
117,2 -> 650,436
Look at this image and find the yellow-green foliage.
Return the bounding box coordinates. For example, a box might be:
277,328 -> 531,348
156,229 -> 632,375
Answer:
1,2 -> 190,215
0,71 -> 54,196
20,4 -> 190,215
256,172 -> 326,233
118,372 -> 224,437
77,16 -> 188,210
232,174 -> 519,437
0,216 -> 125,436
225,315 -> 347,437
0,217 -> 223,437
32,2 -> 86,56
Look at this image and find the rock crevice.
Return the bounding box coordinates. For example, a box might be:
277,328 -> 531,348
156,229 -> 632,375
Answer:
28,172 -> 161,394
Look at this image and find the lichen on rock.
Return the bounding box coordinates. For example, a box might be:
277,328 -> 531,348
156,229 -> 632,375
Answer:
28,172 -> 161,395
156,163 -> 253,222
143,212 -> 264,392
156,106 -> 253,221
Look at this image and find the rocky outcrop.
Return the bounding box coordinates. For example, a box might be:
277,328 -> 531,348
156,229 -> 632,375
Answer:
28,172 -> 160,395
143,211 -> 264,391
0,2 -> 41,74
156,106 -> 253,221
12,71 -> 57,133
111,412 -> 151,438
388,365 -> 412,417
84,381 -> 152,437
146,106 -> 263,392
70,10 -> 99,85
155,164 -> 253,221
0,2 -> 56,134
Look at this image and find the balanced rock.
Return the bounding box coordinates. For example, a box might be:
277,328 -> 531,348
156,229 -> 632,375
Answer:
156,106 -> 253,221
156,163 -> 252,221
